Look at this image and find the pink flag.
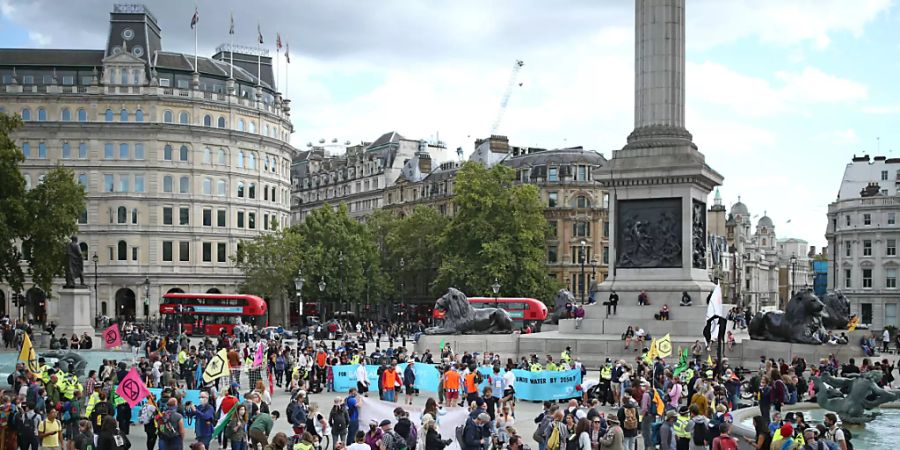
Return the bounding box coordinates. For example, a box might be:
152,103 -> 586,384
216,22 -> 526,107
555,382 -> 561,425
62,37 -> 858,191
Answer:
102,323 -> 122,349
116,367 -> 151,408
253,342 -> 265,368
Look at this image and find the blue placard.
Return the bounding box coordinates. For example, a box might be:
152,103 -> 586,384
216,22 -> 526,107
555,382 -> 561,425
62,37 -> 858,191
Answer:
186,306 -> 243,313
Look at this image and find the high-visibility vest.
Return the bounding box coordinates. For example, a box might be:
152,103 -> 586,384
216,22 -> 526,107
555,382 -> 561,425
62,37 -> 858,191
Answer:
350,355 -> 360,365
383,369 -> 398,389
444,371 -> 460,390
85,393 -> 100,416
530,363 -> 543,372
772,429 -> 805,446
178,351 -> 188,364
561,351 -> 571,363
545,362 -> 558,371
464,373 -> 478,393
600,367 -> 612,380
673,415 -> 690,438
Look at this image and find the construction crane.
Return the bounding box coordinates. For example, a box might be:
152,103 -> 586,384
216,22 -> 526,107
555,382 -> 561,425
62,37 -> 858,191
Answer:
490,59 -> 524,135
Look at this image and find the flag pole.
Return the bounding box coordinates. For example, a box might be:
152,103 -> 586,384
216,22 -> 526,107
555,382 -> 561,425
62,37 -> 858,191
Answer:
193,5 -> 198,72
285,42 -> 289,98
275,34 -> 279,93
229,12 -> 234,79
256,22 -> 262,87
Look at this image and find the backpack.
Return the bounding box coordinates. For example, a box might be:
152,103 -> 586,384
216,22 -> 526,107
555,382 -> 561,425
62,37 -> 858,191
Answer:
623,407 -> 638,431
546,424 -> 561,450
533,414 -> 551,444
17,411 -> 37,438
382,430 -> 406,450
473,371 -> 484,385
455,425 -> 465,447
692,421 -> 708,446
404,424 -> 417,450
841,427 -> 854,450
706,416 -> 722,443
712,436 -> 738,450
156,411 -> 179,440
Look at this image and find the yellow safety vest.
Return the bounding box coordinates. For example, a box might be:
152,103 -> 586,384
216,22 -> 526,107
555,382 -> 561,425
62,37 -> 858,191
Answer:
600,367 -> 612,380
530,363 -> 543,372
560,351 -> 571,363
85,392 -> 100,416
178,351 -> 188,364
545,363 -> 558,371
673,416 -> 690,438
772,429 -> 805,446
350,355 -> 360,365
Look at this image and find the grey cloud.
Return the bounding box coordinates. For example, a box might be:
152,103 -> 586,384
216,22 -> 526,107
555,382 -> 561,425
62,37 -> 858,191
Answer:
3,0 -> 628,64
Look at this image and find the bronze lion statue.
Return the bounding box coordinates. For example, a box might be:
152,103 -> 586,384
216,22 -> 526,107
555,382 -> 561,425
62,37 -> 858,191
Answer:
41,351 -> 89,377
425,288 -> 514,334
820,291 -> 851,329
544,289 -> 576,325
749,290 -> 829,344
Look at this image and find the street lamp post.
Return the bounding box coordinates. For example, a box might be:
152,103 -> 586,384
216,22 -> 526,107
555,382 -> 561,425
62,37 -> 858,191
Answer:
590,257 -> 598,303
491,278 -> 501,305
398,258 -> 405,321
142,277 -> 150,322
294,269 -> 304,328
91,252 -> 99,327
318,278 -> 326,322
338,251 -> 344,317
579,239 -> 587,304
789,254 -> 797,299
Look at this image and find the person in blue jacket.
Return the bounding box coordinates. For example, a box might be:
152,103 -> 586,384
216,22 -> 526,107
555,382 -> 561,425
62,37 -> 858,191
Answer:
403,362 -> 417,406
186,391 -> 216,449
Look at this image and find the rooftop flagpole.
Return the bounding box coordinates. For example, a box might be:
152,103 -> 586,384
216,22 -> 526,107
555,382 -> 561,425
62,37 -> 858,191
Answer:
256,23 -> 263,86
228,12 -> 234,79
191,6 -> 199,72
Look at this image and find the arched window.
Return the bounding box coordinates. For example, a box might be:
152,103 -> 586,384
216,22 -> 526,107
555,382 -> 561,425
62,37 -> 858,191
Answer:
135,109 -> 144,122
79,242 -> 88,258
117,241 -> 127,261
179,176 -> 190,193
217,179 -> 226,196
237,181 -> 245,198
119,109 -> 128,122
203,147 -> 211,164
179,145 -> 189,161
77,108 -> 87,122
163,110 -> 173,123
132,208 -> 138,224
117,206 -> 127,224
249,183 -> 256,199
21,108 -> 31,121
217,116 -> 226,128
248,153 -> 256,170
249,121 -> 256,134
179,111 -> 189,124
237,119 -> 244,131
105,108 -> 113,122
237,151 -> 244,168
217,148 -> 226,165
203,115 -> 212,127
576,195 -> 590,208
202,177 -> 212,195
162,176 -> 173,193
163,144 -> 173,161
37,108 -> 47,121
264,156 -> 269,171
61,108 -> 71,121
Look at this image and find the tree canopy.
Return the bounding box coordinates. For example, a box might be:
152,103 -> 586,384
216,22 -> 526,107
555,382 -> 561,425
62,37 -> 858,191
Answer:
0,112 -> 86,294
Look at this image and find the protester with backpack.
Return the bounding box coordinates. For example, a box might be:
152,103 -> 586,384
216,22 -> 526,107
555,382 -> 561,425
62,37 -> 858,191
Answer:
224,404 -> 249,450
710,423 -> 738,450
17,402 -> 40,450
329,398 -> 350,449
156,398 -> 185,450
37,408 -> 62,450
616,394 -> 640,450
460,414 -> 489,450
684,404 -> 710,450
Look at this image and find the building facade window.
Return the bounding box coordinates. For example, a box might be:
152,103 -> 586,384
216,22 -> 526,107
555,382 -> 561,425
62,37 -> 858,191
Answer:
117,207 -> 127,224
203,209 -> 212,226
249,183 -> 256,199
134,143 -> 144,160
203,148 -> 211,164
105,108 -> 113,122
78,143 -> 87,159
62,143 -> 71,159
864,240 -> 872,256
217,209 -> 226,227
576,195 -> 589,208
118,175 -> 129,192
548,167 -> 558,182
179,241 -> 190,261
119,143 -> 129,159
887,268 -> 897,289
135,109 -> 144,122
888,239 -> 896,256
77,109 -> 87,122
248,212 -> 256,229
179,207 -> 189,225
179,145 -> 189,161
863,268 -> 872,288
162,241 -> 173,262
37,108 -> 47,121
846,242 -> 851,257
179,176 -> 190,194
179,112 -> 189,124
203,115 -> 212,127
202,242 -> 212,262
202,178 -> 212,195
61,108 -> 71,121
135,175 -> 144,192
163,110 -> 173,123
163,207 -> 173,225
237,211 -> 245,228
162,176 -> 173,193
217,117 -> 226,128
862,303 -> 873,324
548,192 -> 558,208
217,243 -> 227,262
864,214 -> 871,225
104,174 -> 114,192
237,182 -> 245,198
104,143 -> 113,159
217,179 -> 226,196
120,109 -> 128,122
217,148 -> 226,165
117,241 -> 127,260
845,269 -> 851,288
547,246 -> 558,263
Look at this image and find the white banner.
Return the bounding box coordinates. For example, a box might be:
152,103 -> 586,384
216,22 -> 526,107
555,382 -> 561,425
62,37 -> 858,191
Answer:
357,398 -> 470,450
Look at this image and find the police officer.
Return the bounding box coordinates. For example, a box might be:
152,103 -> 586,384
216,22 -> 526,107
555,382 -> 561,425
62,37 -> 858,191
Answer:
673,406 -> 691,450
599,359 -> 613,406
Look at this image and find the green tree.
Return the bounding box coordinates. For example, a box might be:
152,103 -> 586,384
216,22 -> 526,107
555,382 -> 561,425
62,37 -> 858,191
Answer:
386,206 -> 449,301
436,162 -> 555,300
293,203 -> 382,317
0,113 -> 85,294
234,228 -> 304,324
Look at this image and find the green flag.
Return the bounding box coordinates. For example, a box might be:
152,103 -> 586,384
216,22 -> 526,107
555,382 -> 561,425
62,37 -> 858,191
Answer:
439,338 -> 445,350
673,347 -> 689,377
212,406 -> 235,439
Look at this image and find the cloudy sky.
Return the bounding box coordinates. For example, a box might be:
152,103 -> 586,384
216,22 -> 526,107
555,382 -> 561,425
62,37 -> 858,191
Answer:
3,0 -> 900,248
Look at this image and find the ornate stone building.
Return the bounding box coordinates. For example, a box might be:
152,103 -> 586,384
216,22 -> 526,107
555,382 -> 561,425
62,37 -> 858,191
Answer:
826,154 -> 900,330
381,135 -> 610,304
0,5 -> 295,323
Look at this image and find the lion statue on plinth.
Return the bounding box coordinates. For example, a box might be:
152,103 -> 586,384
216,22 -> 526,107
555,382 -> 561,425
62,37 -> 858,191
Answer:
820,291 -> 851,329
425,287 -> 514,335
749,290 -> 829,344
544,289 -> 576,325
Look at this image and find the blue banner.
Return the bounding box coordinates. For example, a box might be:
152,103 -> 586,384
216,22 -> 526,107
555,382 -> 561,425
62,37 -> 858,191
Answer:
332,364 -> 441,393
118,387 -> 240,424
332,365 -> 581,401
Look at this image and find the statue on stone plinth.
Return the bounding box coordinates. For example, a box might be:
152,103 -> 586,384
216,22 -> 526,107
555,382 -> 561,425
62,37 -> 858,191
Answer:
64,236 -> 86,288
813,371 -> 899,423
748,290 -> 828,344
424,288 -> 513,335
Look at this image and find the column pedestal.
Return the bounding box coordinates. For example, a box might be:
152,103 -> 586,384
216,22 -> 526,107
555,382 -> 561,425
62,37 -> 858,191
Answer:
56,288 -> 95,337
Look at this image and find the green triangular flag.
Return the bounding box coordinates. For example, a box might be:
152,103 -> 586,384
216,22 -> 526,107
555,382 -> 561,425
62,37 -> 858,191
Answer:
439,338 -> 445,350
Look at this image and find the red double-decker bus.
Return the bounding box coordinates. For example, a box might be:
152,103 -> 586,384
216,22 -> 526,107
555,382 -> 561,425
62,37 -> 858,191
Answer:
433,297 -> 548,329
160,293 -> 267,336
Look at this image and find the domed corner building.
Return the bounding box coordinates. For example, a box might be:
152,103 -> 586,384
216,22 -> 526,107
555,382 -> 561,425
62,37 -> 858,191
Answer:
0,5 -> 296,324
